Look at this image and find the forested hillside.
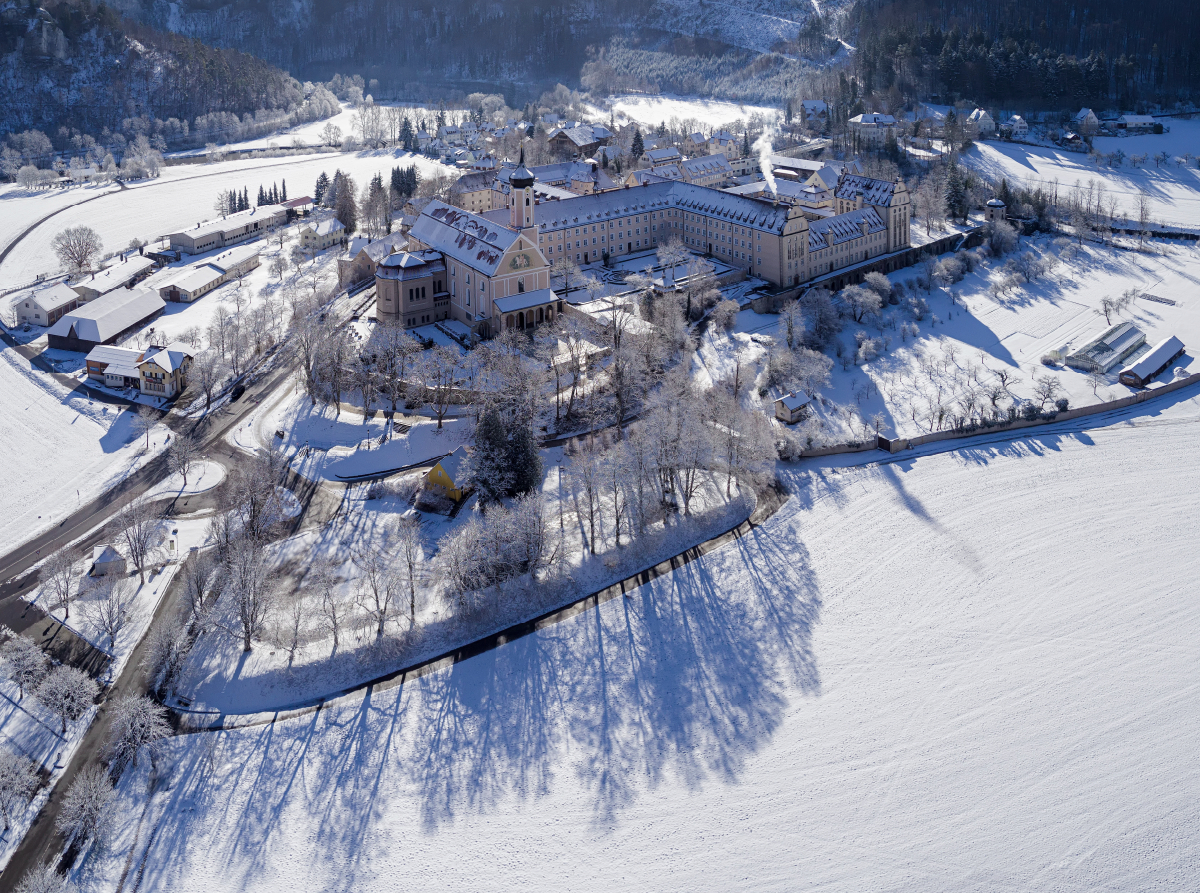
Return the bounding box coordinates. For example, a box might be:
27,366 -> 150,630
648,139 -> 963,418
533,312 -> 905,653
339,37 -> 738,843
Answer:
0,0 -> 309,137
852,0 -> 1198,106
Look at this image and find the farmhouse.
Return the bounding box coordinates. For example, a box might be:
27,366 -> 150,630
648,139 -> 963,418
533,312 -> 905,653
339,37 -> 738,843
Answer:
46,289 -> 165,352
166,204 -> 287,254
1072,108 -> 1099,135
1119,336 -> 1186,387
1007,115 -> 1029,138
1066,322 -> 1147,373
14,282 -> 79,326
966,109 -> 996,138
138,342 -> 194,398
70,255 -> 155,302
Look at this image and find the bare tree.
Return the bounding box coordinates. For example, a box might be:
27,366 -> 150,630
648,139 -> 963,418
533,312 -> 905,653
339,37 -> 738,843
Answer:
115,501 -> 159,585
41,548 -> 78,620
35,666 -> 97,734
0,631 -> 46,699
550,256 -> 581,297
218,538 -> 276,652
84,575 -> 130,652
55,763 -> 114,847
416,346 -> 463,429
779,300 -> 805,350
133,405 -> 158,451
1137,189 -> 1152,246
311,561 -> 345,652
191,350 -> 225,416
1032,374 -> 1064,409
0,749 -> 37,832
104,694 -> 171,774
51,225 -> 103,275
354,549 -> 400,639
13,863 -> 73,893
278,592 -> 309,667
394,516 -> 424,625
567,438 -> 602,553
141,618 -> 190,698
181,552 -> 215,625
167,433 -> 201,488
1087,370 -> 1106,396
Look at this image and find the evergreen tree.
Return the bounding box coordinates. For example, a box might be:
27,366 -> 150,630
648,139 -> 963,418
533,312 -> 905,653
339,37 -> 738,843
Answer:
945,163 -> 969,223
257,184 -> 266,206
506,422 -> 542,497
472,407 -> 511,507
333,172 -> 358,233
743,130 -> 750,156
631,128 -> 644,160
242,187 -> 249,211
281,179 -> 287,202
314,171 -> 329,204
391,165 -> 403,198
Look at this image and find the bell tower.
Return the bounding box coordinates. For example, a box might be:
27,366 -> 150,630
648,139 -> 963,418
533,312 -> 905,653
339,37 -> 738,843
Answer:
510,150 -> 536,231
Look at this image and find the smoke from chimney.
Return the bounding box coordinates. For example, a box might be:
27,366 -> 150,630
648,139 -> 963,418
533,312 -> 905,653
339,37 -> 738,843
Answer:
753,126 -> 779,196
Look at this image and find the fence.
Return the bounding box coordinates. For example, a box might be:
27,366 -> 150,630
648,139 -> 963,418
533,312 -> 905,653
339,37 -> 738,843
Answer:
798,371 -> 1200,460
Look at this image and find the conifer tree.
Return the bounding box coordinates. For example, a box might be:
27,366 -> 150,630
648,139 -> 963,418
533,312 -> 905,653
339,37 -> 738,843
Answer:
281,179 -> 287,202
315,171 -> 330,204
631,128 -> 644,160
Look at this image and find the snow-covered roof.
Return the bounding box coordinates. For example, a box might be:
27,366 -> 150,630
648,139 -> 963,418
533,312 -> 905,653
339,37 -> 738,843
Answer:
1121,336 -> 1185,381
309,218 -> 346,236
411,201 -> 519,276
835,174 -> 899,206
104,362 -> 142,379
141,341 -> 193,373
208,243 -> 260,273
74,256 -> 154,297
968,108 -> 992,122
436,444 -> 469,483
175,204 -> 286,242
48,289 -> 164,344
1068,322 -> 1147,371
646,147 -> 683,164
776,392 -> 812,412
359,233 -> 408,262
167,264 -> 224,294
553,125 -> 605,147
92,544 -> 123,564
808,207 -> 886,250
682,154 -> 733,178
538,181 -> 795,236
86,345 -> 144,367
849,113 -> 896,126
1073,108 -> 1095,120
494,287 -> 557,314
376,249 -> 446,280
800,100 -> 827,113
21,281 -> 78,313
450,171 -> 496,193
1118,115 -> 1156,125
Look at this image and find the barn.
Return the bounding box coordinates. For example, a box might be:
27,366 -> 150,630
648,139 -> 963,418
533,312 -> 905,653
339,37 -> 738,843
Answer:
46,289 -> 165,352
1119,336 -> 1186,387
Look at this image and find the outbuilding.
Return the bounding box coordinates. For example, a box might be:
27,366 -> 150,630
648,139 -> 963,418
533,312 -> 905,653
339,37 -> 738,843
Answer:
1119,336 -> 1185,387
90,545 -> 126,577
14,282 -> 79,327
46,289 -> 165,352
774,392 -> 813,424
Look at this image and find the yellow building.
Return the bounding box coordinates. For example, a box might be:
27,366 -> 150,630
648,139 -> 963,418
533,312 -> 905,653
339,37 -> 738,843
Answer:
426,445 -> 470,501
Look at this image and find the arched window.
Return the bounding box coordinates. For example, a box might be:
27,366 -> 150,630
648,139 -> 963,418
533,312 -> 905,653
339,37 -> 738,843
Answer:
506,314 -> 515,329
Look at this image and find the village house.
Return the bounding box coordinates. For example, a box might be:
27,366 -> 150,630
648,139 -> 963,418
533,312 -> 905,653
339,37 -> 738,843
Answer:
799,100 -> 828,125
966,109 -> 996,138
85,345 -> 146,389
1072,108 -> 1100,136
644,146 -> 684,168
426,445 -> 470,501
1007,115 -> 1029,138
165,204 -> 287,254
707,130 -> 740,159
774,392 -> 812,424
679,154 -> 734,187
47,289 -> 165,352
14,282 -> 79,327
300,218 -> 348,252
138,342 -> 194,398
683,132 -> 708,155
70,255 -> 155,302
547,124 -> 611,158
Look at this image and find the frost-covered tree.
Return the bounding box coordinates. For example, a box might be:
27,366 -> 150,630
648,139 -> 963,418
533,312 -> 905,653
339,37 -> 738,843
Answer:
1032,374 -> 1063,409
0,748 -> 38,832
41,548 -> 78,621
167,433 -> 201,488
116,500 -> 160,585
141,618 -> 190,698
394,516 -> 424,626
779,300 -> 805,350
51,226 -> 103,276
84,575 -> 129,653
36,667 -> 97,734
104,695 -> 171,774
56,763 -> 114,845
354,549 -> 401,639
0,631 -> 46,700
13,863 -> 73,893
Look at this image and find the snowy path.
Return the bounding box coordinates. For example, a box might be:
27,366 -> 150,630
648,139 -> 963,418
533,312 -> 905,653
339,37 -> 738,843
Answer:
82,390 -> 1200,892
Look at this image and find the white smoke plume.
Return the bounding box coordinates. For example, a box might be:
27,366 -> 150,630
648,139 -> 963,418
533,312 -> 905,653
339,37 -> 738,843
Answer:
752,126 -> 779,196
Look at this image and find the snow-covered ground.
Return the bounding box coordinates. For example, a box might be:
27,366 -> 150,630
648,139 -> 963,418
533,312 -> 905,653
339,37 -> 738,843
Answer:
140,460 -> 226,501
78,389 -> 1200,891
593,94 -> 781,131
0,344 -> 170,555
0,150 -> 453,284
965,119 -> 1200,228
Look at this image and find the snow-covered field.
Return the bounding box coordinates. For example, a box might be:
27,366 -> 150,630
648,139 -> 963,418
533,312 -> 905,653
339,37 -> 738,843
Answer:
0,345 -> 169,555
965,119 -> 1200,228
79,390 -> 1200,891
0,150 -> 453,284
595,94 -> 781,131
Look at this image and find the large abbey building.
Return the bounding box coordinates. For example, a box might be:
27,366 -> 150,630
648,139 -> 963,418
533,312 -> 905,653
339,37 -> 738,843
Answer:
376,163 -> 911,338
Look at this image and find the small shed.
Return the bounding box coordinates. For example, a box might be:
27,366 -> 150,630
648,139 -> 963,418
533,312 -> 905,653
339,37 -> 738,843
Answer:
426,445 -> 470,501
90,545 -> 126,577
774,392 -> 813,424
1119,336 -> 1185,387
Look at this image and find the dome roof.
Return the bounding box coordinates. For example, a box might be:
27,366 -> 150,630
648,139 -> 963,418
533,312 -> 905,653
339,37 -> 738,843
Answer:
510,166 -> 535,188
